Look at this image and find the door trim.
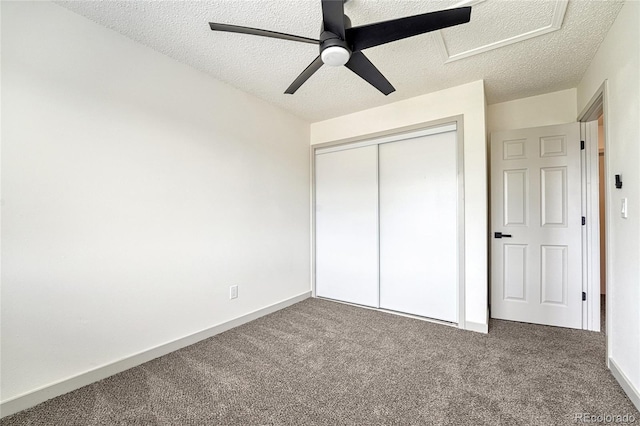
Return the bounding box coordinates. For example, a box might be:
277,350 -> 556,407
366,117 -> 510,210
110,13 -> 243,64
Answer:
311,115 -> 466,329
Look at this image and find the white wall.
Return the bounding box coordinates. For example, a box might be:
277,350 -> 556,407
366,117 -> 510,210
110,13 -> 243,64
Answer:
577,0 -> 640,407
311,80 -> 488,329
1,0 -> 310,405
487,88 -> 577,133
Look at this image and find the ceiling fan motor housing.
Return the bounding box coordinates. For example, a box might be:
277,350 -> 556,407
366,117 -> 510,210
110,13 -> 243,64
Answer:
319,15 -> 352,67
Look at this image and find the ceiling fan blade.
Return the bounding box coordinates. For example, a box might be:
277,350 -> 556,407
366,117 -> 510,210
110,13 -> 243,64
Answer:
321,0 -> 346,39
209,22 -> 318,45
346,7 -> 471,51
345,52 -> 395,95
285,56 -> 324,94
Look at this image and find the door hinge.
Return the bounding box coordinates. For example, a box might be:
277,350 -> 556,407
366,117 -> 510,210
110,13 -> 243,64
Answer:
582,292 -> 587,301
582,216 -> 586,225
581,140 -> 585,150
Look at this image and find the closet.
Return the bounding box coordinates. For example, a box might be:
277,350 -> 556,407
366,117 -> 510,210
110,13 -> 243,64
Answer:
314,123 -> 461,323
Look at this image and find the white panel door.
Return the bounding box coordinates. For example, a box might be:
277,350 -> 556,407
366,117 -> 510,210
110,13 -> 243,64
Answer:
315,145 -> 378,307
379,131 -> 458,322
491,123 -> 582,329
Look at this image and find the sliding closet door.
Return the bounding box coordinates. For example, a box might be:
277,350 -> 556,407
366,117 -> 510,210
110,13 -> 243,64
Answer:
379,131 -> 458,322
315,145 -> 378,307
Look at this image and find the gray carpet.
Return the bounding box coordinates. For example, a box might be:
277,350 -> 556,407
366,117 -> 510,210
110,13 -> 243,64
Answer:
2,298 -> 637,425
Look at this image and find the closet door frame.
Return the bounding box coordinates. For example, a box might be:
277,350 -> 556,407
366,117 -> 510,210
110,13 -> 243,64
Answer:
311,115 -> 466,328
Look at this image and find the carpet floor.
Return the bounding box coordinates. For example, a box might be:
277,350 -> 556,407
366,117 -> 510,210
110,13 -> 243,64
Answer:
1,298 -> 637,425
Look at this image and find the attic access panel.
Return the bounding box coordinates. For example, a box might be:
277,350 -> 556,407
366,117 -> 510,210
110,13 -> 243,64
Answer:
434,0 -> 568,62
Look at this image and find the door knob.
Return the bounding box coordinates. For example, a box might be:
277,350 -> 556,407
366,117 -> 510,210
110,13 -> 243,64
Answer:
494,232 -> 512,239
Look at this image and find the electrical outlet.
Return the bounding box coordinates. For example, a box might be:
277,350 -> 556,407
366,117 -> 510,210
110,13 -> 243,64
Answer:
229,285 -> 238,299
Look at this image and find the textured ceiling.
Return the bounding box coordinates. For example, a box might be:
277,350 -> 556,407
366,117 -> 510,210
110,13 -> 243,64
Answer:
55,0 -> 624,122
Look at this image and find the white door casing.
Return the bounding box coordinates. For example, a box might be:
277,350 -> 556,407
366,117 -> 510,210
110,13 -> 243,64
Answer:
491,123 -> 582,329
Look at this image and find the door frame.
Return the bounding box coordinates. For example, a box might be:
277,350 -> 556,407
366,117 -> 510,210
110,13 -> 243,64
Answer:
578,81 -> 609,340
310,115 -> 466,329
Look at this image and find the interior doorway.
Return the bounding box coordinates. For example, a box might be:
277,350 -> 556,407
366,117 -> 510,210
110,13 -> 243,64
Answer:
578,81 -> 609,345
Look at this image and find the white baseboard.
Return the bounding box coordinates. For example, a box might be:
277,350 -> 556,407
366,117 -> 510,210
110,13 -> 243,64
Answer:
463,308 -> 489,334
609,357 -> 640,412
464,320 -> 489,334
0,291 -> 311,419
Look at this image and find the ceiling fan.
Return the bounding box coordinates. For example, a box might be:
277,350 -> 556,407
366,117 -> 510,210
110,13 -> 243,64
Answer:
209,0 -> 471,95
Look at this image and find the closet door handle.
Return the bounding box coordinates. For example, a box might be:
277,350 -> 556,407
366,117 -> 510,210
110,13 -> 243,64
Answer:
494,232 -> 512,239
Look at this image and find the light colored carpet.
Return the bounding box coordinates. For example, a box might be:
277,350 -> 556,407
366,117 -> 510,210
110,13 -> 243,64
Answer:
2,297 -> 637,425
